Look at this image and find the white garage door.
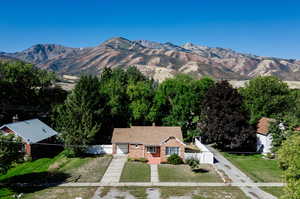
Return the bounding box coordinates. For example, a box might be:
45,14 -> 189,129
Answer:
116,144 -> 128,154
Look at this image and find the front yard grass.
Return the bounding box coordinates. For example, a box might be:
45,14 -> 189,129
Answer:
0,152 -> 112,199
261,187 -> 285,198
222,153 -> 284,182
22,187 -> 97,199
120,161 -> 150,182
158,164 -> 222,182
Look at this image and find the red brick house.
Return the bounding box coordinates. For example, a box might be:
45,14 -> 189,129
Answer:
0,119 -> 59,159
111,126 -> 185,164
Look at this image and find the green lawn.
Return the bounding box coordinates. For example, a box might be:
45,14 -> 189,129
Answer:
261,187 -> 285,198
158,164 -> 222,182
23,187 -> 97,199
120,162 -> 150,182
222,153 -> 284,182
0,152 -> 112,199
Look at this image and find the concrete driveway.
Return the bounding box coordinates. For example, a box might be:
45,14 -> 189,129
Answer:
207,146 -> 277,199
100,155 -> 127,183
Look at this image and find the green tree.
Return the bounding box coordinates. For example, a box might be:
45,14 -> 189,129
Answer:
278,134 -> 300,199
54,75 -> 107,156
240,76 -> 294,124
127,80 -> 154,125
0,61 -> 56,88
0,61 -> 60,125
0,134 -> 22,174
149,75 -> 214,139
200,80 -> 257,151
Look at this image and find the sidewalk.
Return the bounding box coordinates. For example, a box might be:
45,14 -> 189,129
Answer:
150,164 -> 159,182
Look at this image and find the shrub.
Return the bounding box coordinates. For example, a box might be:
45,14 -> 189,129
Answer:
137,158 -> 148,163
186,158 -> 199,169
167,154 -> 183,165
128,157 -> 148,163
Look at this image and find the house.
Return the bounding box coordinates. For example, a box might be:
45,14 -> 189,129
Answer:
256,117 -> 275,154
0,119 -> 60,159
111,126 -> 185,164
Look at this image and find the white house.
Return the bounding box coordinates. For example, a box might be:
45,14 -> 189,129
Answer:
256,117 -> 276,154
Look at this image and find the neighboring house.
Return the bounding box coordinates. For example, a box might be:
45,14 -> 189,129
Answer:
0,119 -> 59,159
256,117 -> 275,154
111,126 -> 185,164
294,126 -> 300,131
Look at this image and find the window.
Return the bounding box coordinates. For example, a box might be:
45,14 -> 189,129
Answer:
166,147 -> 179,155
146,146 -> 156,153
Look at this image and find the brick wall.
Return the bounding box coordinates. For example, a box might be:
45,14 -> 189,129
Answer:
160,137 -> 185,162
128,144 -> 144,158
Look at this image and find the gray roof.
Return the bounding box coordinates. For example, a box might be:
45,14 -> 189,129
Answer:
0,119 -> 58,144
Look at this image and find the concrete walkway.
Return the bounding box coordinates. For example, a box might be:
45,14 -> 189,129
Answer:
150,165 -> 159,182
100,155 -> 127,183
207,146 -> 278,199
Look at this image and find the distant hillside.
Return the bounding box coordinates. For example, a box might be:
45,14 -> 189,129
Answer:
2,37 -> 300,82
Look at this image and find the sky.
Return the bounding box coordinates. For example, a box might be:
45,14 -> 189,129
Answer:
1,0 -> 300,59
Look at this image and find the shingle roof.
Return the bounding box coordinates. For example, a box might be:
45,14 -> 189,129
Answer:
111,126 -> 183,145
257,117 -> 275,135
0,119 -> 58,144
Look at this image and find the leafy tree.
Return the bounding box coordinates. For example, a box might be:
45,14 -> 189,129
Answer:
54,75 -> 107,156
0,61 -> 61,124
200,80 -> 257,151
149,75 -> 214,138
0,61 -> 56,88
99,68 -> 130,128
0,134 -> 22,174
278,134 -> 300,199
240,76 -> 294,124
127,80 -> 154,125
99,66 -> 149,129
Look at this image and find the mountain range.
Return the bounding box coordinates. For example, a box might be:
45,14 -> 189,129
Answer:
1,37 -> 300,82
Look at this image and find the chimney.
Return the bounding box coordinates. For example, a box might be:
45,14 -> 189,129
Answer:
12,114 -> 19,123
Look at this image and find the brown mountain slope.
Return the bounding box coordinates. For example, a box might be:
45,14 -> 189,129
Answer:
2,37 -> 300,81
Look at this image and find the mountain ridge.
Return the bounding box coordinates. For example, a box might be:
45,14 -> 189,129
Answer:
2,37 -> 300,82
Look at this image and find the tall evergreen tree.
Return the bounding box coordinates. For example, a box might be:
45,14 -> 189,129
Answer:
54,75 -> 107,156
200,80 -> 257,151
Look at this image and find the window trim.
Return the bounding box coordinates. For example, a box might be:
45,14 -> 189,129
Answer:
165,147 -> 179,156
146,146 -> 156,153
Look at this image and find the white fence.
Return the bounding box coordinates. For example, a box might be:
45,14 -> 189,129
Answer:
86,145 -> 112,154
184,138 -> 214,164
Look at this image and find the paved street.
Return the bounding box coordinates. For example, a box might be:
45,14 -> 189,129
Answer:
207,146 -> 278,199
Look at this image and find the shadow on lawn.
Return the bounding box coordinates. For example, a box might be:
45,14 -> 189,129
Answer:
192,168 -> 209,173
1,171 -> 70,194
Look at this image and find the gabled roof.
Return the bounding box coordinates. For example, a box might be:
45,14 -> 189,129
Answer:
112,126 -> 183,146
257,117 -> 276,135
0,119 -> 58,144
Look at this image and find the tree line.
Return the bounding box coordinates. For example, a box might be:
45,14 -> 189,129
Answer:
1,61 -> 300,198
